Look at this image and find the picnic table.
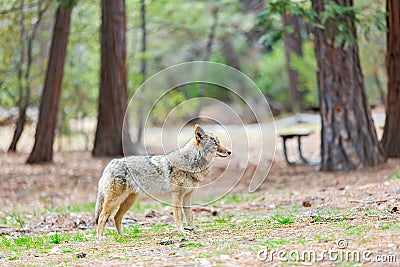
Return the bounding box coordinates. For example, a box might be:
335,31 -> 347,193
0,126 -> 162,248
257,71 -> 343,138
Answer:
279,130 -> 320,166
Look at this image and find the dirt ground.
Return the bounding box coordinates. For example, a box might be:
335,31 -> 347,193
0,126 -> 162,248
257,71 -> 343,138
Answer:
0,123 -> 399,266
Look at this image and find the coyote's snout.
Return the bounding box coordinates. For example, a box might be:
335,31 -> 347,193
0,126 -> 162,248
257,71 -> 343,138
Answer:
95,124 -> 231,238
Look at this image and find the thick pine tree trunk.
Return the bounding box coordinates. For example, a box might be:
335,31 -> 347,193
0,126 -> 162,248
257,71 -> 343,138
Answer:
381,0 -> 400,157
312,0 -> 385,171
282,12 -> 303,112
27,6 -> 72,163
93,0 -> 128,157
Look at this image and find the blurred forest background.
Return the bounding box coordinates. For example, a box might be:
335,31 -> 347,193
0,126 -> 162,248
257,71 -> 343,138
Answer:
0,0 -> 398,168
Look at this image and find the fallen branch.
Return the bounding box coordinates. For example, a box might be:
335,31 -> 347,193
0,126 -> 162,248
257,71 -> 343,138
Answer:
349,199 -> 388,204
192,206 -> 218,216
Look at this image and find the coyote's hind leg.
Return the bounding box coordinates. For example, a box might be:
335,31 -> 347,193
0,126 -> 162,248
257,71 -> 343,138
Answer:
114,193 -> 138,235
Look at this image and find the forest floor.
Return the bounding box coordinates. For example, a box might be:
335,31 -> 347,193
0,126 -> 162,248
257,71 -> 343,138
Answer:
0,118 -> 399,266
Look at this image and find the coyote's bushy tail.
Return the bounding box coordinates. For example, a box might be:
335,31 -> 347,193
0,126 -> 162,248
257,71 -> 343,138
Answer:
94,192 -> 104,225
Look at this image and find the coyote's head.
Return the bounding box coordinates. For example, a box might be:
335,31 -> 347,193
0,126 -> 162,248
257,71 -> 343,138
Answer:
194,124 -> 231,158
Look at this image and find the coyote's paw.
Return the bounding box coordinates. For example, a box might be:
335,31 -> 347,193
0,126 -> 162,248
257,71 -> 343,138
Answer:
95,236 -> 107,242
176,226 -> 185,233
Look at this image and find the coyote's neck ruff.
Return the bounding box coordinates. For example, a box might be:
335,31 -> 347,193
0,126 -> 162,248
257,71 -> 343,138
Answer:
168,137 -> 218,177
95,124 -> 231,238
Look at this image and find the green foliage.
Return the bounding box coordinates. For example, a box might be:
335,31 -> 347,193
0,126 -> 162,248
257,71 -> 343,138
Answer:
258,0 -> 386,48
379,221 -> 400,230
389,170 -> 400,180
58,0 -> 78,9
251,45 -> 288,107
53,202 -> 95,213
271,214 -> 295,225
50,232 -> 62,244
0,0 -> 390,143
290,42 -> 318,107
345,225 -> 371,236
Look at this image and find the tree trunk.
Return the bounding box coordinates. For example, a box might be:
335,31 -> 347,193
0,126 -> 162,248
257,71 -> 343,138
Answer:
381,0 -> 400,157
282,12 -> 304,112
312,0 -> 385,171
136,0 -> 147,145
93,0 -> 128,157
220,35 -> 241,71
241,0 -> 269,53
9,0 -> 27,152
9,0 -> 48,152
27,6 -> 72,163
8,104 -> 27,152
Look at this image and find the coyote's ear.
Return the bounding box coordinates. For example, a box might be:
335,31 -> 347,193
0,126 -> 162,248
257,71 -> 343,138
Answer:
194,124 -> 205,145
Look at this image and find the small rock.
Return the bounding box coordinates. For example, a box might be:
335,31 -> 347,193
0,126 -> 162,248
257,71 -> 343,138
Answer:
76,252 -> 87,258
159,238 -> 173,245
211,209 -> 218,216
160,215 -> 169,222
145,210 -> 156,218
302,199 -> 312,207
390,206 -> 398,213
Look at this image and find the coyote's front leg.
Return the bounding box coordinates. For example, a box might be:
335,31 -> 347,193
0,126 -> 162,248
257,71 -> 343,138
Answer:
183,193 -> 196,231
172,191 -> 184,232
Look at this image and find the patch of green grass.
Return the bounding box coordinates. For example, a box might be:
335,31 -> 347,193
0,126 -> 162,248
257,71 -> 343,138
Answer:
215,214 -> 234,224
180,242 -> 204,248
345,225 -> 370,236
314,233 -> 336,243
296,237 -> 307,244
271,214 -> 295,225
221,193 -> 242,204
258,238 -> 290,248
217,240 -> 238,250
151,223 -> 166,233
312,214 -> 347,223
52,202 -> 95,213
1,215 -> 7,224
50,232 -> 62,244
2,211 -> 26,228
199,251 -> 218,258
130,201 -> 161,213
114,235 -> 132,243
364,208 -> 386,216
219,193 -> 264,204
379,221 -> 400,230
0,231 -> 90,256
126,226 -> 142,236
358,237 -> 374,245
389,170 -> 400,180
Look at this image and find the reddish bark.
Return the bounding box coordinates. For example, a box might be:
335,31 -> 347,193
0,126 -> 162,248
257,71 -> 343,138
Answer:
312,0 -> 385,171
27,6 -> 72,163
93,0 -> 128,157
381,0 -> 400,157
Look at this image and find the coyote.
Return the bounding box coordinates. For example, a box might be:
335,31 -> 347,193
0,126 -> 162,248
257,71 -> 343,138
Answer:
95,124 -> 231,238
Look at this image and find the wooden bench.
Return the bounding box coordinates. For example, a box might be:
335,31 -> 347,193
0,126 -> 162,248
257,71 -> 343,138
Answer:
279,130 -> 319,166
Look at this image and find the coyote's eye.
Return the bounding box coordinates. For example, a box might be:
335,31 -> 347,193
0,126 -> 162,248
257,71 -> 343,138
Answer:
210,136 -> 219,145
